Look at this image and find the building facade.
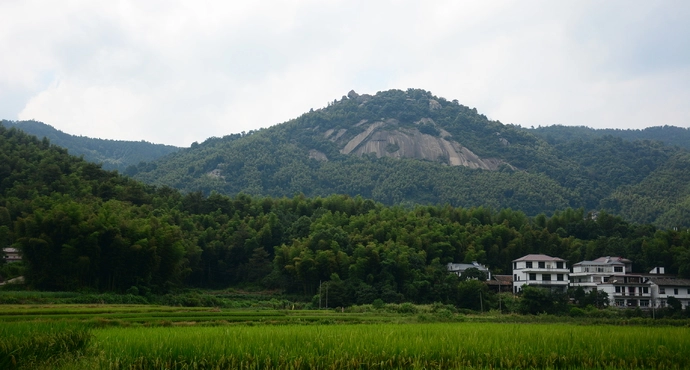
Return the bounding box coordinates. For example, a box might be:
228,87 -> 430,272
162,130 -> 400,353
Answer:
647,275 -> 690,310
570,256 -> 652,307
2,248 -> 21,263
512,254 -> 569,294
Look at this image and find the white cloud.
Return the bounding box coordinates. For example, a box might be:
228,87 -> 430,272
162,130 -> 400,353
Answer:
1,0 -> 688,146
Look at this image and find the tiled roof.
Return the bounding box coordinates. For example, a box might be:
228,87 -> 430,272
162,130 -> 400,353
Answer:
647,277 -> 690,287
487,275 -> 512,286
513,254 -> 565,262
593,256 -> 631,263
573,260 -> 624,266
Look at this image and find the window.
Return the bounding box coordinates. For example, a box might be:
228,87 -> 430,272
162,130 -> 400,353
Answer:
640,300 -> 650,307
614,266 -> 623,273
538,262 -> 545,269
514,274 -> 517,281
557,274 -> 564,281
615,299 -> 624,306
556,262 -> 563,269
603,277 -> 610,283
513,262 -> 516,269
529,273 -> 536,281
526,262 -> 533,268
660,287 -> 665,294
615,286 -> 621,293
542,274 -> 551,281
643,287 -> 648,294
687,289 -> 690,294
674,288 -> 679,295
597,267 -> 603,272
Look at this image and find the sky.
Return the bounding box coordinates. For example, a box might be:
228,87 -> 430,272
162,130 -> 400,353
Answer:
2,0 -> 689,147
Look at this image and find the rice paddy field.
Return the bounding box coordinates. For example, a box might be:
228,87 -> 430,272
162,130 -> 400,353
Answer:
2,304 -> 690,369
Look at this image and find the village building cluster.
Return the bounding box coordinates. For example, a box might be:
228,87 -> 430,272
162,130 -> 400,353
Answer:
451,254 -> 690,310
5,246 -> 690,310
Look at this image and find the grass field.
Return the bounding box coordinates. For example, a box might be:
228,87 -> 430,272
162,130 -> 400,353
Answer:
2,304 -> 690,369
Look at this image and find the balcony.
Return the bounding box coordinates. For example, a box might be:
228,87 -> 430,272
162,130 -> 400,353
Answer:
519,266 -> 568,270
527,280 -> 569,285
613,292 -> 651,297
519,268 -> 570,275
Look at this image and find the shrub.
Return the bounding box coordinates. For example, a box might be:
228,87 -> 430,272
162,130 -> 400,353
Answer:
397,303 -> 418,314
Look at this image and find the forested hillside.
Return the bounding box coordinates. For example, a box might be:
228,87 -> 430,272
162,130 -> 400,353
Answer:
1,120 -> 180,172
2,125 -> 690,306
128,89 -> 690,229
531,125 -> 690,150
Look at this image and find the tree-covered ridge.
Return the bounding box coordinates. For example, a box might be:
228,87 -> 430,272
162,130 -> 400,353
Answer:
128,89 -> 690,228
2,125 -> 690,309
1,120 -> 181,172
531,124 -> 690,150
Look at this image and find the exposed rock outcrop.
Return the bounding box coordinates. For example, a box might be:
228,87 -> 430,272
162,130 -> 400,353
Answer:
207,169 -> 224,179
337,119 -> 510,170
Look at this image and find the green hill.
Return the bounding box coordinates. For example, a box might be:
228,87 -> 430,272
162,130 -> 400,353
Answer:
2,124 -> 690,301
128,89 -> 690,229
1,120 -> 181,172
531,125 -> 690,150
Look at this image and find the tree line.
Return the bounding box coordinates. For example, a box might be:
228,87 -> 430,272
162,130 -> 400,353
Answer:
2,124 -> 690,309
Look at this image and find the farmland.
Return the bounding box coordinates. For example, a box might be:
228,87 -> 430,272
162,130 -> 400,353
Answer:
2,304 -> 690,369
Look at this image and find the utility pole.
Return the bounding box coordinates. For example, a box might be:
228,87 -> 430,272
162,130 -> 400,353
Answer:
480,291 -> 484,313
498,278 -> 502,313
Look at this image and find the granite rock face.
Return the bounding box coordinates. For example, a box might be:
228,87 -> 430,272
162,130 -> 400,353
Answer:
331,118 -> 510,170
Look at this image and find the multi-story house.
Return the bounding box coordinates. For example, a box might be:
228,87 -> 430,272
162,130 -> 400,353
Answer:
646,268 -> 690,309
571,256 -> 651,307
2,248 -> 21,263
512,254 -> 569,294
608,275 -> 652,308
571,257 -> 627,288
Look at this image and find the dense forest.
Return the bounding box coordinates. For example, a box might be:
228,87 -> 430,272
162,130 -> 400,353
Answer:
0,120 -> 180,172
2,125 -> 690,308
124,89 -> 690,229
531,125 -> 690,150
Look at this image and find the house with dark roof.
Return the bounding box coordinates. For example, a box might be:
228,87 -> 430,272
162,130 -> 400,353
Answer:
487,275 -> 513,293
446,261 -> 491,280
645,269 -> 690,309
512,254 -> 569,294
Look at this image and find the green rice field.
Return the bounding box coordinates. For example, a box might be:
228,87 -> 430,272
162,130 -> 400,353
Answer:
2,304 -> 690,369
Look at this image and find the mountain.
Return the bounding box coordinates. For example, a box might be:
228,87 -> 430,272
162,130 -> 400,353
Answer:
530,125 -> 690,150
127,89 -> 690,229
0,120 -> 181,172
3,122 -> 690,299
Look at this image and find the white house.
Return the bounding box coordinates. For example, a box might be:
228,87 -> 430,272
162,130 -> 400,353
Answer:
646,269 -> 690,309
571,257 -> 628,287
512,254 -> 569,294
571,256 -> 651,307
2,248 -> 21,263
446,261 -> 491,280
